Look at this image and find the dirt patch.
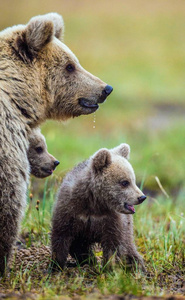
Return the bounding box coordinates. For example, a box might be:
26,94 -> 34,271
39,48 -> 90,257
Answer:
0,292 -> 37,299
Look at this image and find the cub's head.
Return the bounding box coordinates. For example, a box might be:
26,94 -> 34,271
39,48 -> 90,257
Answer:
28,128 -> 60,178
91,143 -> 146,214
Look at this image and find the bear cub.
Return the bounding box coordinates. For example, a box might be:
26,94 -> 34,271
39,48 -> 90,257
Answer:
51,143 -> 146,270
28,128 -> 60,178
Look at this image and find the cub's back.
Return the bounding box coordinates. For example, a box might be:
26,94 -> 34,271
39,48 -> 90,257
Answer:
60,159 -> 90,189
54,159 -> 90,209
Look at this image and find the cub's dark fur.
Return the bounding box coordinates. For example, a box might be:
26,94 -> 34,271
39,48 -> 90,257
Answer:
51,144 -> 146,270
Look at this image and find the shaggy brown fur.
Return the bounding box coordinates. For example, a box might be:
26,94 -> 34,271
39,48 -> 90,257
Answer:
0,13 -> 112,275
51,144 -> 147,271
28,128 -> 59,178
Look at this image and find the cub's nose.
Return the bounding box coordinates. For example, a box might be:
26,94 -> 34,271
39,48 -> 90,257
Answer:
138,195 -> 147,204
54,160 -> 60,168
103,85 -> 113,96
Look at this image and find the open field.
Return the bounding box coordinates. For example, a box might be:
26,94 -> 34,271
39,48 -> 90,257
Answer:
0,0 -> 185,298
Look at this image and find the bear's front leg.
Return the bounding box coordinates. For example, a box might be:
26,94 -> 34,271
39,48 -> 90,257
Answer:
51,220 -> 74,271
119,214 -> 146,272
101,215 -> 129,268
0,179 -> 27,276
102,240 -> 129,268
125,252 -> 146,272
101,214 -> 145,271
51,238 -> 72,271
0,209 -> 21,275
0,140 -> 29,276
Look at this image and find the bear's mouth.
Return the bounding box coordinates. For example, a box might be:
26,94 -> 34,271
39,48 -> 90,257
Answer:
124,203 -> 135,214
79,98 -> 99,112
41,167 -> 54,176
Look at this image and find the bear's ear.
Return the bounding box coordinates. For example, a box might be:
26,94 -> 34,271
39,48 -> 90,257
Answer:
112,143 -> 130,160
92,149 -> 111,173
14,13 -> 64,62
45,13 -> 64,40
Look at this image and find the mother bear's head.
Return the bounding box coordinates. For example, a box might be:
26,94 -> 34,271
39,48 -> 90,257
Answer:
0,13 -> 113,126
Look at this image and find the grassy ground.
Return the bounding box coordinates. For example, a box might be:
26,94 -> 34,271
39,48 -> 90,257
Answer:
1,187 -> 185,299
0,0 -> 185,298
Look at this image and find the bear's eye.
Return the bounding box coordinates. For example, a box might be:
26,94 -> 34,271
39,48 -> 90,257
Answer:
66,64 -> 75,72
120,180 -> 130,187
35,146 -> 43,154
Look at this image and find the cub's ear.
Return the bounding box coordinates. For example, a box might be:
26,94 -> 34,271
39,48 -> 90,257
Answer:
92,149 -> 111,173
112,143 -> 130,160
14,13 -> 64,62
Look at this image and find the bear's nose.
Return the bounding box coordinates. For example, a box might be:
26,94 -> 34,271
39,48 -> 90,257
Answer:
103,85 -> 113,96
99,85 -> 113,103
138,195 -> 147,203
54,160 -> 60,167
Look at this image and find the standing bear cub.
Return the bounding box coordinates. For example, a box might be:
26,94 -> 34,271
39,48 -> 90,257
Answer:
51,144 -> 147,271
0,12 -> 112,275
28,128 -> 60,178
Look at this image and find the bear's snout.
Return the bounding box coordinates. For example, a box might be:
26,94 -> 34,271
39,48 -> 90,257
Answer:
103,85 -> 113,96
53,160 -> 60,169
99,85 -> 113,103
138,195 -> 147,204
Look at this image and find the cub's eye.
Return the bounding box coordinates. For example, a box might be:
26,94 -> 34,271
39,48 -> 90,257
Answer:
35,146 -> 43,154
66,64 -> 75,72
120,180 -> 130,187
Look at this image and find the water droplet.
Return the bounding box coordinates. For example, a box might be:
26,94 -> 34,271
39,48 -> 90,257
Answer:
93,113 -> 96,129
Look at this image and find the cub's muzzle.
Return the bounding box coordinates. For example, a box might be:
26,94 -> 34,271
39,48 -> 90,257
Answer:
138,195 -> 147,204
53,160 -> 60,170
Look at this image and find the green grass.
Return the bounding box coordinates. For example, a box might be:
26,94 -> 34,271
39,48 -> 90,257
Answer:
1,185 -> 185,299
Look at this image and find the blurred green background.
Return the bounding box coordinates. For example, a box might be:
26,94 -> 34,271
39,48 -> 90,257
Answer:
1,0 -> 185,193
